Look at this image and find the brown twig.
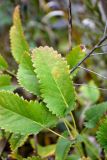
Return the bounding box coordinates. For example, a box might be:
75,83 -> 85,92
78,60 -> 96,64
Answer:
70,35 -> 107,73
68,0 -> 72,51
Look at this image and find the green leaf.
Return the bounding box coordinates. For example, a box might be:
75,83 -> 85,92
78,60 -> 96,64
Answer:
9,133 -> 28,152
0,55 -> 8,70
17,52 -> 40,96
66,45 -> 86,68
67,155 -> 80,160
66,45 -> 86,76
0,91 -> 57,135
79,81 -> 100,104
0,74 -> 16,91
30,138 -> 55,158
97,118 -> 107,152
85,102 -> 107,128
10,6 -> 29,63
23,157 -> 42,160
38,144 -> 56,158
55,132 -> 72,160
32,46 -> 75,117
81,134 -> 99,159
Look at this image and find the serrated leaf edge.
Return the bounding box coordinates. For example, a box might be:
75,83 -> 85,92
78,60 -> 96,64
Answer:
0,91 -> 52,135
32,46 -> 76,117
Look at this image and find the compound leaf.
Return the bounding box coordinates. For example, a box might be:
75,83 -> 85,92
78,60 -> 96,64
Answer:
0,91 -> 57,135
32,46 -> 75,117
17,52 -> 40,96
10,6 -> 29,63
85,102 -> 107,128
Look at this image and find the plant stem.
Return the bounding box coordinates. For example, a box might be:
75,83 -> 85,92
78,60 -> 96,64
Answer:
64,118 -> 84,157
70,112 -> 77,132
64,119 -> 74,131
5,69 -> 16,77
64,119 -> 73,139
47,128 -> 66,140
68,0 -> 72,51
70,35 -> 107,73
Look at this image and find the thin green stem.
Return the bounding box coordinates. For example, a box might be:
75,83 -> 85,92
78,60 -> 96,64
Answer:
5,69 -> 16,77
64,118 -> 83,157
70,112 -> 77,131
64,119 -> 73,139
64,119 -> 74,131
47,128 -> 66,140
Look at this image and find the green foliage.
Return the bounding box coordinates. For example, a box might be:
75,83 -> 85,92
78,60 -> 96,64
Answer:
66,45 -> 86,76
10,6 -> 29,63
55,132 -> 72,160
0,74 -> 16,91
23,157 -> 42,160
66,45 -> 86,68
79,81 -> 100,104
97,118 -> 107,152
0,91 -> 57,135
0,4 -> 107,159
32,46 -> 75,117
84,102 -> 107,128
30,137 -> 56,158
9,133 -> 28,152
81,134 -> 99,159
38,144 -> 56,158
0,55 -> 8,70
17,52 -> 40,96
67,155 -> 80,160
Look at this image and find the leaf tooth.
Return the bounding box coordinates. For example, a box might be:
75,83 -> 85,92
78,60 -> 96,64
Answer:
0,126 -> 25,136
0,74 -> 11,78
0,90 -> 29,105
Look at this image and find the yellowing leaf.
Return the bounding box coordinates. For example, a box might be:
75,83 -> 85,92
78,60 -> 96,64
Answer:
10,6 -> 29,63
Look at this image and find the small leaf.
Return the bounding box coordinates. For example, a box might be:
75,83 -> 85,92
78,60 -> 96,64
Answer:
81,134 -> 99,159
0,55 -> 8,70
0,91 -> 57,135
0,74 -> 16,91
38,144 -> 56,158
17,52 -> 40,96
9,133 -> 28,152
23,156 -> 42,160
32,46 -> 75,117
79,81 -> 100,104
66,45 -> 86,68
85,102 -> 107,128
10,6 -> 29,63
55,132 -> 72,160
66,45 -> 86,76
97,118 -> 107,152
